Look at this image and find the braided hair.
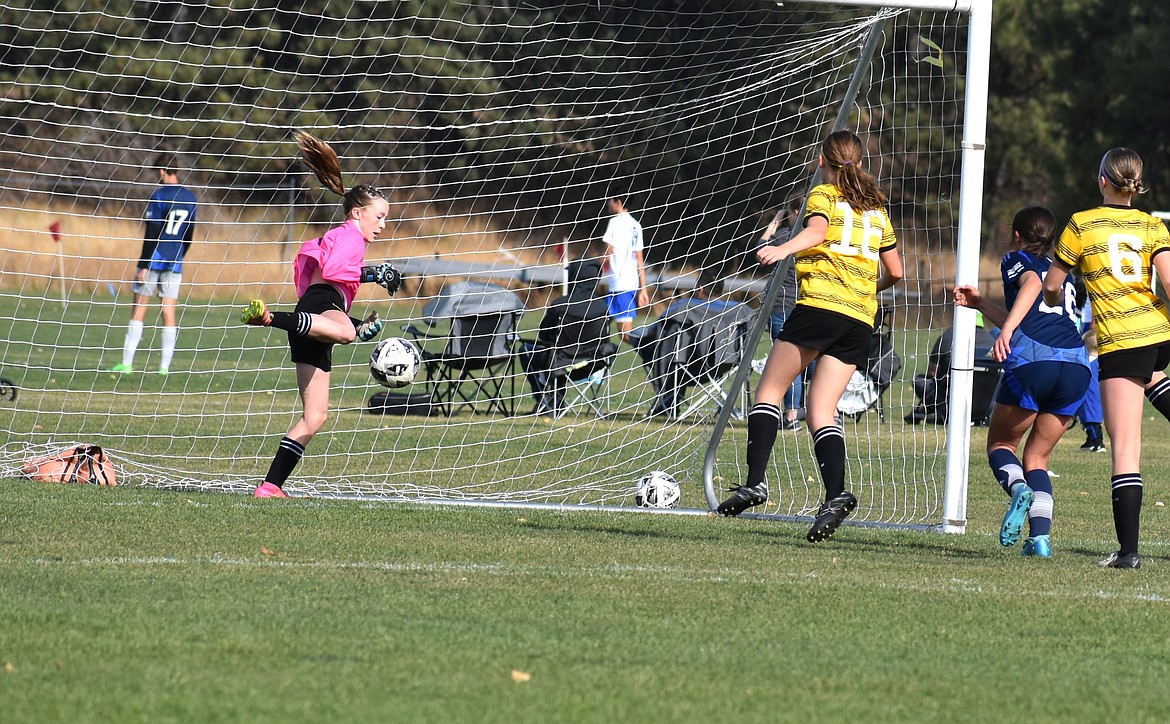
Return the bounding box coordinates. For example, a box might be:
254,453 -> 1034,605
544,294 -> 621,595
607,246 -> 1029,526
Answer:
294,131 -> 386,215
1099,147 -> 1147,195
821,130 -> 887,211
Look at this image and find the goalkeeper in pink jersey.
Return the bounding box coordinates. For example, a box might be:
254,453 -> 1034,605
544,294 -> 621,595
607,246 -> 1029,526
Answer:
241,132 -> 402,498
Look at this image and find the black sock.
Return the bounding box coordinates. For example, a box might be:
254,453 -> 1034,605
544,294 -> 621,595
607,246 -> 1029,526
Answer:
1145,378 -> 1170,421
269,311 -> 313,336
745,403 -> 781,486
813,425 -> 846,499
264,437 -> 306,488
1111,474 -> 1142,555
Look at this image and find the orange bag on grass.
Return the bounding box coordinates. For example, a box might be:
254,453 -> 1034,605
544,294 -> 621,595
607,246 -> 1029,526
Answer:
21,445 -> 117,486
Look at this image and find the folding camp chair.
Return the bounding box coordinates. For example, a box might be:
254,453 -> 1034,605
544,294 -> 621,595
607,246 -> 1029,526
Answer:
404,281 -> 526,417
838,305 -> 901,422
545,348 -> 617,420
648,303 -> 756,420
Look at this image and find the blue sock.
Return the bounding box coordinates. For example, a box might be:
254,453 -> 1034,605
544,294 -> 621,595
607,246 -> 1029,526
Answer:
988,448 -> 1025,496
1025,468 -> 1053,537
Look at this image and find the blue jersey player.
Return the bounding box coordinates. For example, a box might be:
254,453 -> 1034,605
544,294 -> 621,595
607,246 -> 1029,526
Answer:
111,153 -> 198,375
954,206 -> 1090,558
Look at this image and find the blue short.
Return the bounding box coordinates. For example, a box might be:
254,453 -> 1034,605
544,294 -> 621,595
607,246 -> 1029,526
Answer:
607,291 -> 638,323
996,360 -> 1090,416
1076,357 -> 1102,424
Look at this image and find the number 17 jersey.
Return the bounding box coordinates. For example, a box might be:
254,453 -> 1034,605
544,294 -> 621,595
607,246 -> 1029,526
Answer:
795,183 -> 898,326
145,184 -> 198,274
1053,204 -> 1170,354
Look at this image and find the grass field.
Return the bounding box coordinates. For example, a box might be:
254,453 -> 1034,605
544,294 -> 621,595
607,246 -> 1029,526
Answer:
0,289 -> 952,517
4,286 -> 1170,721
3,426 -> 1170,722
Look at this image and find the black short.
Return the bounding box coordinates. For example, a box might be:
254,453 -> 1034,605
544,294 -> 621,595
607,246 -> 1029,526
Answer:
288,284 -> 346,372
776,305 -> 872,369
1098,341 -> 1170,384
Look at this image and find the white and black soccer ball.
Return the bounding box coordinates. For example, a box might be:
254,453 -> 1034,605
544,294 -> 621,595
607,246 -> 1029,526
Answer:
370,337 -> 421,388
634,470 -> 681,509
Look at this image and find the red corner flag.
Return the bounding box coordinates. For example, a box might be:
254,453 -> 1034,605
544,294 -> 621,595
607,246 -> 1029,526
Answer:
49,221 -> 62,242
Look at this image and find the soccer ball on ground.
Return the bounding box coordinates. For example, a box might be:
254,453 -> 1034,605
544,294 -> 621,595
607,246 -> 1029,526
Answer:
634,470 -> 681,509
370,337 -> 422,388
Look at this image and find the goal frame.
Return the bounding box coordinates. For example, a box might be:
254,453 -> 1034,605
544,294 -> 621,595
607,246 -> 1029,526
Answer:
700,0 -> 992,534
0,1 -> 994,531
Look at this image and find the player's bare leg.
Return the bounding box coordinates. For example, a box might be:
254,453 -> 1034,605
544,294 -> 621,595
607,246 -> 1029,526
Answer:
804,355 -> 858,542
717,341 -> 818,517
241,301 -> 357,345
254,364 -> 330,499
1097,376 -> 1145,568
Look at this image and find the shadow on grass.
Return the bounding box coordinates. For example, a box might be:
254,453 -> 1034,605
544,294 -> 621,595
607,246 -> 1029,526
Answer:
518,513 -> 996,560
1062,544 -> 1169,567
719,520 -> 997,559
519,517 -> 726,543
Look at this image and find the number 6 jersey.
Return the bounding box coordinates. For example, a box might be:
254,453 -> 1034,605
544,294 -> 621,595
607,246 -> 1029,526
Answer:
1054,205 -> 1170,354
795,183 -> 898,326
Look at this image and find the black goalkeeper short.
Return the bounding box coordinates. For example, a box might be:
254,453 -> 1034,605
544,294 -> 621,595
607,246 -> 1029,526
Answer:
775,305 -> 872,370
288,284 -> 347,372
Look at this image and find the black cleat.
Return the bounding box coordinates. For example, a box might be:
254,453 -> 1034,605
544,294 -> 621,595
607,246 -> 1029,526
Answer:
716,482 -> 769,517
806,491 -> 858,543
1098,551 -> 1141,569
1079,438 -> 1106,452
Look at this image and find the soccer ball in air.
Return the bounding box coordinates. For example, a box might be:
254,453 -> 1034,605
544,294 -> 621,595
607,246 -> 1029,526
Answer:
370,337 -> 422,388
634,470 -> 681,509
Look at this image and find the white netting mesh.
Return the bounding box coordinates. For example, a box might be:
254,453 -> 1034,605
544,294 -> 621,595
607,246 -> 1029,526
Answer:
0,2 -> 968,522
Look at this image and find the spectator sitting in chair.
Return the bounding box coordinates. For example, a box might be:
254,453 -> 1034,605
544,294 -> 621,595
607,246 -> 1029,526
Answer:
522,257 -> 617,416
905,314 -> 996,425
630,266 -> 741,417
631,267 -> 738,362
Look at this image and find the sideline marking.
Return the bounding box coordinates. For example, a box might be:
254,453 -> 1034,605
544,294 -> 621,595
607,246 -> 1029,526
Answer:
30,555 -> 1170,602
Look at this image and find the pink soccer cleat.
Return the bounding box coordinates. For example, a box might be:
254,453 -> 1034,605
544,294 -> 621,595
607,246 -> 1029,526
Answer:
253,482 -> 288,498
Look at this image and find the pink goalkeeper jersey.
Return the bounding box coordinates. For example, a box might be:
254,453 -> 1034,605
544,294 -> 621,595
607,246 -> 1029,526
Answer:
293,219 -> 366,310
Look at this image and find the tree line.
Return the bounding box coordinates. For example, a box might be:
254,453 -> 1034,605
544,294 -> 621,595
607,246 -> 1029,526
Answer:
0,0 -> 1163,265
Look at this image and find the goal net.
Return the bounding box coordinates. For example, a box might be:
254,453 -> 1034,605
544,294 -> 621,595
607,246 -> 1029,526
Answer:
0,1 -> 982,525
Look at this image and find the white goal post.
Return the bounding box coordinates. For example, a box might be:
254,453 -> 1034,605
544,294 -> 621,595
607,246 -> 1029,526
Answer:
700,0 -> 992,533
0,1 -> 992,532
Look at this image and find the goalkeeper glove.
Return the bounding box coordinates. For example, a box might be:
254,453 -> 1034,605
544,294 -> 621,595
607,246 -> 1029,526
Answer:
360,262 -> 403,295
355,312 -> 384,342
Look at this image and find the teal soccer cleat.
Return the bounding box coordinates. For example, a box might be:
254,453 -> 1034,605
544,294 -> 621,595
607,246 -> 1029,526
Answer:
999,482 -> 1034,547
1022,535 -> 1051,558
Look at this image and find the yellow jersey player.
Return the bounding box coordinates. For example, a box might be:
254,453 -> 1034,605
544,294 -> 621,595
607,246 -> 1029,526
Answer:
1042,147 -> 1170,569
717,130 -> 904,543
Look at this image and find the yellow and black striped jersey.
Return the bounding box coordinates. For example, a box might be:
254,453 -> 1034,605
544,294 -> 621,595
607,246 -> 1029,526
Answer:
794,183 -> 898,325
1054,205 -> 1170,354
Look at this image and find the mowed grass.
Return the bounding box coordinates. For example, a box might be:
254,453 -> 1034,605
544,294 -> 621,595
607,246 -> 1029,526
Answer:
4,290 -> 1170,721
3,428 -> 1170,723
0,289 -> 950,510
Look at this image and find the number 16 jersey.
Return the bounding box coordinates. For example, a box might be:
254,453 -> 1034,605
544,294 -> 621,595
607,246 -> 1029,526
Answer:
796,183 -> 898,326
1054,204 -> 1170,354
